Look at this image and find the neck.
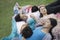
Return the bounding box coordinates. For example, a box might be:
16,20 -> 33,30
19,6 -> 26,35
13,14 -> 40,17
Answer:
41,27 -> 50,33
43,13 -> 47,16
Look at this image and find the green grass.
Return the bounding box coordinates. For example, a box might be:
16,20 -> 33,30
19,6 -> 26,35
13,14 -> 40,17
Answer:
0,0 -> 55,39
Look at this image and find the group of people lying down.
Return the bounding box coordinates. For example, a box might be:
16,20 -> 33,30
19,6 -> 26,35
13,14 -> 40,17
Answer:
2,0 -> 60,40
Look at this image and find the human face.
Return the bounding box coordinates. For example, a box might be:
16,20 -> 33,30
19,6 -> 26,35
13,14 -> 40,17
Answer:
20,14 -> 28,21
40,18 -> 51,28
40,7 -> 47,15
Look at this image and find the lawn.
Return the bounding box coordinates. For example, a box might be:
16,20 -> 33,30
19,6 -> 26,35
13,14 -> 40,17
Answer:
0,0 -> 55,40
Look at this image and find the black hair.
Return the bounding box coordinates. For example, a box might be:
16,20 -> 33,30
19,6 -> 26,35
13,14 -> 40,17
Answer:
40,13 -> 43,18
50,18 -> 57,27
49,18 -> 57,40
21,26 -> 33,38
15,14 -> 24,22
31,6 -> 40,12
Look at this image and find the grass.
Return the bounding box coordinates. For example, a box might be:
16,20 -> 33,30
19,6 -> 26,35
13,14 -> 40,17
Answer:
0,0 -> 55,39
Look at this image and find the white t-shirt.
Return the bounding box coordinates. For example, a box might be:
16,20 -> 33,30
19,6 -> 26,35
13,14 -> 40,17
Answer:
25,11 -> 40,23
16,21 -> 26,34
31,11 -> 40,20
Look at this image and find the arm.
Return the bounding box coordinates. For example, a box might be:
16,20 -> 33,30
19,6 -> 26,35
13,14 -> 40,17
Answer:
30,14 -> 39,23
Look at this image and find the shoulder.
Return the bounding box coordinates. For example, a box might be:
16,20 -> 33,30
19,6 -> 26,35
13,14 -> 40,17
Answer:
34,27 -> 43,31
42,33 -> 52,40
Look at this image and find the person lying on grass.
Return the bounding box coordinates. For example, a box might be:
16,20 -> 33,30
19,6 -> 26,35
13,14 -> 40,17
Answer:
20,18 -> 57,40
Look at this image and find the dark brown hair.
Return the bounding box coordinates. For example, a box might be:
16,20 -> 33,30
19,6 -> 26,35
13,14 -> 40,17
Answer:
21,26 -> 33,38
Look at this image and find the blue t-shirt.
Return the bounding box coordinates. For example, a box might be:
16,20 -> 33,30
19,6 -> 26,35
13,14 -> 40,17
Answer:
19,27 -> 46,40
18,18 -> 36,40
26,27 -> 46,40
27,18 -> 36,30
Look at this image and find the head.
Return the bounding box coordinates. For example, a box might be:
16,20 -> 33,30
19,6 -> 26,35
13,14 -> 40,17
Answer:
39,5 -> 47,15
40,18 -> 57,29
20,14 -> 28,21
21,23 -> 33,38
31,6 -> 40,12
15,14 -> 28,22
40,18 -> 57,40
15,14 -> 22,22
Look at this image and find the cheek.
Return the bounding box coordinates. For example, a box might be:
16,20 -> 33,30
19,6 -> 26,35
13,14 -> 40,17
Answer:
42,10 -> 46,13
42,9 -> 47,12
24,17 -> 27,20
47,23 -> 51,27
44,22 -> 50,27
45,9 -> 47,13
40,9 -> 43,12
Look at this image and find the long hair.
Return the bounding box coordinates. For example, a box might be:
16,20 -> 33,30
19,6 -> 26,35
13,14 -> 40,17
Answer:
49,18 -> 57,40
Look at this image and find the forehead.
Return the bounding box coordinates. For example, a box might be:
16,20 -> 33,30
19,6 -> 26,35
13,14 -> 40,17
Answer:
21,23 -> 28,29
40,6 -> 45,9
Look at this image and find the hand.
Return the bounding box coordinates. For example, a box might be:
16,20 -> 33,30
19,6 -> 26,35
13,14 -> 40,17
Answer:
39,18 -> 45,25
30,14 -> 35,19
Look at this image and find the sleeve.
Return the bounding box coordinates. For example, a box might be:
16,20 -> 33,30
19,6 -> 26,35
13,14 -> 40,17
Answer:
27,18 -> 36,30
42,33 -> 52,40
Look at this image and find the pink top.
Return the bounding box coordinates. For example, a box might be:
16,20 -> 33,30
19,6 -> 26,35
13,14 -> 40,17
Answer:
56,13 -> 60,19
